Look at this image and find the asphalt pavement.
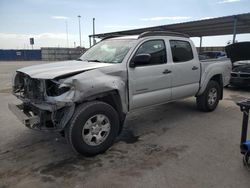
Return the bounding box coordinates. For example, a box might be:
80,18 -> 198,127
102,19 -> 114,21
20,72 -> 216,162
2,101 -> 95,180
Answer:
0,61 -> 250,188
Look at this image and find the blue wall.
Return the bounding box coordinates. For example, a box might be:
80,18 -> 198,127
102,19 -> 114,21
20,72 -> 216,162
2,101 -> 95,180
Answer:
0,50 -> 41,60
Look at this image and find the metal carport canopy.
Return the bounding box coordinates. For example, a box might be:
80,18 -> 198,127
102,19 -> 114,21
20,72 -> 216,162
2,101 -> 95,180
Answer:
89,12 -> 250,38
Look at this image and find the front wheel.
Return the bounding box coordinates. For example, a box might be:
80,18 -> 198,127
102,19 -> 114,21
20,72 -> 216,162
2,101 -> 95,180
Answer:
196,80 -> 221,112
66,101 -> 119,156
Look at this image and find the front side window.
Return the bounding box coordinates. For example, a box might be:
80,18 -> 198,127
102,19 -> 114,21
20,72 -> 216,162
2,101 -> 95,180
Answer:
134,40 -> 167,66
170,40 -> 194,63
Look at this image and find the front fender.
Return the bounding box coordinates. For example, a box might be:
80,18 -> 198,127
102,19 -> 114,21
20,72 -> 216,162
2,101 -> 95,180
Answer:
62,68 -> 128,113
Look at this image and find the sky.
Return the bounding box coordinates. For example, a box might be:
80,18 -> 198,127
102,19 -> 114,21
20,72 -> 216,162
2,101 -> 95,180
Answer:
0,0 -> 250,49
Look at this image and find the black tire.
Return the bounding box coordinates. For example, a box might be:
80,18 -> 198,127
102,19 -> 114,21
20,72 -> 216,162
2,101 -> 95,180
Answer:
196,80 -> 221,112
66,101 -> 119,156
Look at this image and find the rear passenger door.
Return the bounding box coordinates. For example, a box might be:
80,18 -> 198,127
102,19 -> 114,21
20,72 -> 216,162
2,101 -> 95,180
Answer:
170,40 -> 200,100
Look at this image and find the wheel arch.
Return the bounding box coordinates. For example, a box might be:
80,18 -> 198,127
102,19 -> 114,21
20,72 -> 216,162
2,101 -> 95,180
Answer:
197,73 -> 223,100
210,74 -> 223,100
77,90 -> 126,134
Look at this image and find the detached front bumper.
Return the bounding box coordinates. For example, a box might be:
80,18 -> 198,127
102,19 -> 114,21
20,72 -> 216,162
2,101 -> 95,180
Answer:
8,103 -> 40,128
8,102 -> 75,131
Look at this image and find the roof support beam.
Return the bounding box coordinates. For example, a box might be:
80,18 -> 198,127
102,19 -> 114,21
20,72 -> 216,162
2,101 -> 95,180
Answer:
89,36 -> 92,47
199,36 -> 203,53
233,16 -> 238,43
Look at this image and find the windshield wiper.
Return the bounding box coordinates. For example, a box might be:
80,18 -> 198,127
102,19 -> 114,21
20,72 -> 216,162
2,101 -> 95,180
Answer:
84,59 -> 112,63
86,59 -> 102,63
76,58 -> 83,61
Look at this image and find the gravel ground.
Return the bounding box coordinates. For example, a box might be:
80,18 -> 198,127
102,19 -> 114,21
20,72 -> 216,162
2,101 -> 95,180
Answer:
0,61 -> 250,188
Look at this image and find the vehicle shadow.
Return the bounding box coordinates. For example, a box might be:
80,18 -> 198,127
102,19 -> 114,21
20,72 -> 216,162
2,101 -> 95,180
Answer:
123,98 -> 199,138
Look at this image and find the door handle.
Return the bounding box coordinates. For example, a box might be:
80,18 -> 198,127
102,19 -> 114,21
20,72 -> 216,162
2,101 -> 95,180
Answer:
162,69 -> 172,74
192,66 -> 199,70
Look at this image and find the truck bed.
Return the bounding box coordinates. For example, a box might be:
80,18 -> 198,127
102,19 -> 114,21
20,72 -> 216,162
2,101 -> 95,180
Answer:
200,58 -> 232,87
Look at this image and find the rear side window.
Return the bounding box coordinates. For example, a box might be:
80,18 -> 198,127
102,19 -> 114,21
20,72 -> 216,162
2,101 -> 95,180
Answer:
170,40 -> 194,62
135,40 -> 167,66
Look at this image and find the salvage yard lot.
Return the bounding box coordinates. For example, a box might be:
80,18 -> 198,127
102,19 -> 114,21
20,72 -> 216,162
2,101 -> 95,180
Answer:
0,61 -> 250,188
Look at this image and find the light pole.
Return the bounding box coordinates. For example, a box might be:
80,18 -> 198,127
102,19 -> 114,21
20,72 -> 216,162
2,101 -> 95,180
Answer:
78,15 -> 82,47
93,18 -> 96,45
52,16 -> 69,48
65,20 -> 69,48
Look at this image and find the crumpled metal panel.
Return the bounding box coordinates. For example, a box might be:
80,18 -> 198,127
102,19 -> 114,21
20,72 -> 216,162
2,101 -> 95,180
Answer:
47,66 -> 128,113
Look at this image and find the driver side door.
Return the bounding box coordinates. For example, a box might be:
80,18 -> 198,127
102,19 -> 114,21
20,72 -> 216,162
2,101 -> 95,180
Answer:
128,39 -> 172,110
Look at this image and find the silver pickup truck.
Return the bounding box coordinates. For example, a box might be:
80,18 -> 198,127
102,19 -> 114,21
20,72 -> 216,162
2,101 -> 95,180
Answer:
9,31 -> 232,156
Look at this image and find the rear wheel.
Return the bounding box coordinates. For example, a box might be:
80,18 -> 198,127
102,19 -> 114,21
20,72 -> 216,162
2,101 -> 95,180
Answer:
66,101 -> 119,156
196,80 -> 221,112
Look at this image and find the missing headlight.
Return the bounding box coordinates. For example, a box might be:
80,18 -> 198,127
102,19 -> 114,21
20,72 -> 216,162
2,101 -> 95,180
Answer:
13,72 -> 25,93
46,80 -> 70,96
13,72 -> 44,100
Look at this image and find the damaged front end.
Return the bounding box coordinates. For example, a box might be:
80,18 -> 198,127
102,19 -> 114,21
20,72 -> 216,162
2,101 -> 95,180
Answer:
9,61 -> 128,133
9,72 -> 75,131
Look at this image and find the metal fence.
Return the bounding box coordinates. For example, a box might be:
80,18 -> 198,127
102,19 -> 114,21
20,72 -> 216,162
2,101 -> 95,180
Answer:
0,50 -> 41,60
41,47 -> 86,61
0,47 -> 224,61
197,46 -> 225,53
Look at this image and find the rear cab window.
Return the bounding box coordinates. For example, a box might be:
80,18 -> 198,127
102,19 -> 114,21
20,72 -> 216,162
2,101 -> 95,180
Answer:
170,40 -> 194,63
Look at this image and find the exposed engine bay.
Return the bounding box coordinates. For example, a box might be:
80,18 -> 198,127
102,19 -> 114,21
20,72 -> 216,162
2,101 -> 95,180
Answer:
12,72 -> 75,131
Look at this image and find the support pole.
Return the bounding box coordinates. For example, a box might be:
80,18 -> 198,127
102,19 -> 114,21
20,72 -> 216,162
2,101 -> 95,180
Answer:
89,36 -> 92,47
93,18 -> 96,45
241,109 -> 249,145
233,16 -> 237,43
65,20 -> 69,48
199,36 -> 203,53
78,15 -> 82,47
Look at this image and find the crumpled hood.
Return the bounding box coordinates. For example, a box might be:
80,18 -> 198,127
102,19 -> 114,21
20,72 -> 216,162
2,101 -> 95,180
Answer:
17,60 -> 114,79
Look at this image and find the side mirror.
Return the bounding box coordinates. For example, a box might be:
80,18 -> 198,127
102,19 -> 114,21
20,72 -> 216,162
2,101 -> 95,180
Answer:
130,54 -> 151,68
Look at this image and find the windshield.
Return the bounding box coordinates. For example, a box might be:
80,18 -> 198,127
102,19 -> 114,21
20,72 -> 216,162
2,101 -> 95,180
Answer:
80,39 -> 135,64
